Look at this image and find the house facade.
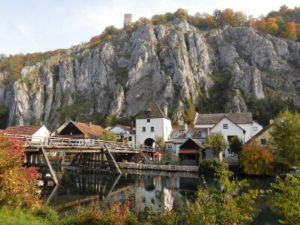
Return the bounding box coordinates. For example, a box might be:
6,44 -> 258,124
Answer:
110,125 -> 136,146
136,101 -> 172,147
165,125 -> 207,155
194,112 -> 262,144
52,121 -> 103,141
5,125 -> 51,143
245,122 -> 274,148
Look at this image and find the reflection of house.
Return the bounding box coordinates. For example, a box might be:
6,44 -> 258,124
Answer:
136,101 -> 172,147
109,125 -> 136,146
245,121 -> 274,147
179,138 -> 204,165
5,125 -> 50,143
194,112 -> 262,144
52,121 -> 103,140
166,125 -> 207,155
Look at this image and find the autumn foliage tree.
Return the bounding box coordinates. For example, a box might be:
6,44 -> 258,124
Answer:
0,132 -> 39,208
281,21 -> 297,40
241,145 -> 274,175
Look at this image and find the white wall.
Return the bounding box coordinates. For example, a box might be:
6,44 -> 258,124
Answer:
110,126 -> 136,146
32,125 -> 50,143
136,118 -> 172,145
211,118 -> 245,143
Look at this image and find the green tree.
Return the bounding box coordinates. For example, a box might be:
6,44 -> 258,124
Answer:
271,109 -> 300,167
269,170 -> 300,225
182,99 -> 196,126
206,132 -> 226,159
184,161 -> 259,225
155,136 -> 165,150
100,130 -> 117,142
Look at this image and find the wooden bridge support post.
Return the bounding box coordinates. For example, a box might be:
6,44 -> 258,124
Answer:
104,144 -> 121,175
40,148 -> 58,186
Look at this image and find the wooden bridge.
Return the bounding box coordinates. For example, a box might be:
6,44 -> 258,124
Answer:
15,135 -> 156,186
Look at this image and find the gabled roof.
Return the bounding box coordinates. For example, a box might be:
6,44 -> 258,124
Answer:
210,115 -> 246,132
180,138 -> 204,149
136,101 -> 169,119
5,125 -> 43,136
56,121 -> 103,139
195,112 -> 253,125
72,121 -> 103,139
245,123 -> 273,145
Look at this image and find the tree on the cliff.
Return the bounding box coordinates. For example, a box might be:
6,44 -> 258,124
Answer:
271,109 -> 300,167
0,132 -> 39,207
182,99 -> 196,126
281,21 -> 297,40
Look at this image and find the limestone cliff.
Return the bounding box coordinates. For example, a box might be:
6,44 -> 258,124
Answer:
0,19 -> 299,129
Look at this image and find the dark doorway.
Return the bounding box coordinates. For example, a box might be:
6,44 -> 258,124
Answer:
144,138 -> 155,147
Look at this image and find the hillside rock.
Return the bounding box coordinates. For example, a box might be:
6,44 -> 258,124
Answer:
0,20 -> 299,129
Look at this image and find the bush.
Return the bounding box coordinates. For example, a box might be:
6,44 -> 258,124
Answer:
0,132 -> 39,207
241,145 -> 274,175
269,170 -> 300,225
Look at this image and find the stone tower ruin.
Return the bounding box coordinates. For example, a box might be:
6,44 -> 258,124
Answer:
124,14 -> 132,28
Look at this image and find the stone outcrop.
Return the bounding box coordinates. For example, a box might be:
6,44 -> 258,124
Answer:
0,19 -> 299,129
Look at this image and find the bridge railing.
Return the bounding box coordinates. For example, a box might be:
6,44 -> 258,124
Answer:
5,134 -> 156,153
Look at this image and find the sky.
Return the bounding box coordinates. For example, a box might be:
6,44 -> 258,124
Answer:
0,0 -> 299,55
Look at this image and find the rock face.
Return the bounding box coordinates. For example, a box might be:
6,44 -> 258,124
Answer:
0,20 -> 299,129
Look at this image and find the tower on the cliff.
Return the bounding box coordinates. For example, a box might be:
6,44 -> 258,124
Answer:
124,14 -> 132,28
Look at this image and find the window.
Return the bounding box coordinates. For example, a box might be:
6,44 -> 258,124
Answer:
167,145 -> 172,150
223,124 -> 228,129
151,127 -> 154,132
261,139 -> 267,145
129,136 -> 132,141
142,127 -> 146,132
147,118 -> 150,123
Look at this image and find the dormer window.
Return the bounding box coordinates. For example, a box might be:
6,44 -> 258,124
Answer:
223,124 -> 228,129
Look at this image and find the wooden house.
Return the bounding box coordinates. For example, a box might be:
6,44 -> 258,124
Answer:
52,121 -> 103,139
179,138 -> 204,165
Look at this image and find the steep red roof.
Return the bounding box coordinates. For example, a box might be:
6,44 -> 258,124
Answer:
5,125 -> 42,136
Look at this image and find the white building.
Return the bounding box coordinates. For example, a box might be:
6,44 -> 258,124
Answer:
5,125 -> 51,143
109,124 -> 136,146
194,112 -> 262,144
136,101 -> 172,147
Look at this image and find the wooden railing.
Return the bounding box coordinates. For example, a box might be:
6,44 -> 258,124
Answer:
7,135 -> 155,153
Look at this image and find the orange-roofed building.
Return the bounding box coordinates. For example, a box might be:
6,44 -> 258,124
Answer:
53,121 -> 103,139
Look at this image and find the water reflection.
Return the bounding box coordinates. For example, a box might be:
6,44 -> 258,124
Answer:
45,170 -> 200,213
44,170 -> 279,224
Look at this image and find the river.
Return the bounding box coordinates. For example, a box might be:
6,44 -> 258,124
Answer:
43,169 -> 280,224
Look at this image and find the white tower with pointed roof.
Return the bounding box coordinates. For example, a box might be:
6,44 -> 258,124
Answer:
136,101 -> 172,147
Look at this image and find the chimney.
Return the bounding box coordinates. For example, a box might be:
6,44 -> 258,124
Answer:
163,103 -> 168,117
131,121 -> 133,130
89,122 -> 92,126
184,123 -> 188,131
